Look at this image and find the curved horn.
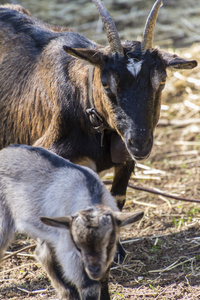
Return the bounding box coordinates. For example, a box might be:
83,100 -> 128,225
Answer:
141,0 -> 163,53
93,0 -> 124,56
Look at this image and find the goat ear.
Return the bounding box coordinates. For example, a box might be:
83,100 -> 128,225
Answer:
116,211 -> 144,227
40,216 -> 72,229
63,46 -> 107,66
160,51 -> 197,70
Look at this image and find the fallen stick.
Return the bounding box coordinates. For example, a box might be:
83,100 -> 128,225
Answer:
3,243 -> 37,261
0,262 -> 38,274
103,180 -> 200,204
17,287 -> 54,295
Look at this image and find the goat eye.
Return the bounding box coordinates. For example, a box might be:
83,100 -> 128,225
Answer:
160,78 -> 166,86
102,84 -> 112,95
102,82 -> 110,90
101,77 -> 116,99
104,87 -> 114,98
104,86 -> 111,93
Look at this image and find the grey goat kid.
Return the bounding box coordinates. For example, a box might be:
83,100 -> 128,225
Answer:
0,144 -> 143,300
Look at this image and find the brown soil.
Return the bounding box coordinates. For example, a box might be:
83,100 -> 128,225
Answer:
0,1 -> 200,299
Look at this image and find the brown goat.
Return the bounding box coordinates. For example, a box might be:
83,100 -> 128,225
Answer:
0,0 -> 197,212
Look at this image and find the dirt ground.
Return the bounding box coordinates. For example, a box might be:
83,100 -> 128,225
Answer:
0,0 -> 200,299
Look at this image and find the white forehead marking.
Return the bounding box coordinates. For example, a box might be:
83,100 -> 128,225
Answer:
127,59 -> 143,78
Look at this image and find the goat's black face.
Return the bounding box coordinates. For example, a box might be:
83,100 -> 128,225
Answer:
99,43 -> 166,160
63,40 -> 197,161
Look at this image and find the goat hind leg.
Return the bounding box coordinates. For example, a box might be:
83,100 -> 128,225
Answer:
0,203 -> 15,261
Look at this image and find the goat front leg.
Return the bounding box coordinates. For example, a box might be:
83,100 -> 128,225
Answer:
110,161 -> 135,263
79,281 -> 101,300
100,273 -> 110,300
111,160 -> 135,210
35,240 -> 80,300
80,279 -> 110,300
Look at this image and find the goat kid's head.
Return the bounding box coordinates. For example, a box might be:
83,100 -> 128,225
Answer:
41,207 -> 144,281
63,0 -> 197,161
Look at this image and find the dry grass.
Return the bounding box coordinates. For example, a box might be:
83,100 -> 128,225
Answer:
6,0 -> 199,48
0,0 -> 200,299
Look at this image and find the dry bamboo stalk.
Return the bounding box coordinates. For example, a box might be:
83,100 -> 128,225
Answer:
166,150 -> 198,157
17,287 -> 54,295
158,195 -> 172,208
168,157 -> 200,165
132,175 -> 161,180
158,118 -> 200,127
132,199 -> 158,208
17,287 -> 30,294
174,141 -> 200,146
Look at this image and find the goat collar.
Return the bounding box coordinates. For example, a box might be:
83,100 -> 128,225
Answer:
86,66 -> 130,163
86,66 -> 110,146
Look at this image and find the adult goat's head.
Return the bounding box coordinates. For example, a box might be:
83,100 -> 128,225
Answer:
64,0 -> 197,161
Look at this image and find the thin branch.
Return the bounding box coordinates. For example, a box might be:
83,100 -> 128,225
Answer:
3,243 -> 37,261
0,262 -> 38,274
103,180 -> 200,203
128,182 -> 200,203
149,256 -> 195,273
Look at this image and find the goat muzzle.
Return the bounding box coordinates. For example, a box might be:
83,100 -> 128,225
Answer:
125,131 -> 153,160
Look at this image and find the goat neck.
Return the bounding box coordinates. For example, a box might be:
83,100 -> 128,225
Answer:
86,65 -> 111,146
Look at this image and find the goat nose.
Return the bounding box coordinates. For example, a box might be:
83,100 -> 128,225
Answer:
128,137 -> 149,151
128,135 -> 151,149
127,132 -> 153,158
88,264 -> 101,275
